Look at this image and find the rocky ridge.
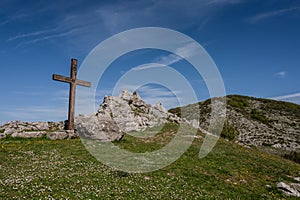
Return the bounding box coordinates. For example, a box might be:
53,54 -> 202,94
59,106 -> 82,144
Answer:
75,90 -> 183,141
0,121 -> 78,140
1,92 -> 299,153
169,95 -> 300,152
0,90 -> 184,141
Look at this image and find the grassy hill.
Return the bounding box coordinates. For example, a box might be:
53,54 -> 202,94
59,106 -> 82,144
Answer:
169,95 -> 300,163
1,123 -> 299,199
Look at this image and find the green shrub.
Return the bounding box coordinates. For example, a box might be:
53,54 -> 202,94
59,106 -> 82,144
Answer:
262,143 -> 272,147
168,107 -> 181,117
0,129 -> 4,133
228,96 -> 249,109
221,121 -> 239,141
283,151 -> 300,164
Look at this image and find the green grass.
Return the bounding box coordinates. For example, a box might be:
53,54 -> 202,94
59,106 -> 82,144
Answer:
0,123 -> 299,199
113,123 -> 188,153
4,133 -> 50,141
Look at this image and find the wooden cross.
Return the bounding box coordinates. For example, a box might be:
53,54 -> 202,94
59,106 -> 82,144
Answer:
53,58 -> 91,130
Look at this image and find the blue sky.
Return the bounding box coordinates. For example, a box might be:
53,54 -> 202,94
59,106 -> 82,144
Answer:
0,0 -> 299,124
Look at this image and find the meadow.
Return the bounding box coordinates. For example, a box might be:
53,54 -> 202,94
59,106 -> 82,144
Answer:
1,123 -> 299,199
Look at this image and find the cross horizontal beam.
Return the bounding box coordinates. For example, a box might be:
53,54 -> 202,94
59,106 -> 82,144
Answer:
53,74 -> 91,87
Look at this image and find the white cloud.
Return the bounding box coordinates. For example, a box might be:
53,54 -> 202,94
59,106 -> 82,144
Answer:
155,42 -> 199,66
132,41 -> 199,71
155,54 -> 182,66
132,63 -> 165,71
7,28 -> 58,42
16,28 -> 82,47
273,93 -> 300,100
2,106 -> 67,123
6,0 -> 244,49
7,6 -> 104,48
135,85 -> 183,109
274,71 -> 287,78
0,12 -> 29,27
272,92 -> 300,105
248,6 -> 300,23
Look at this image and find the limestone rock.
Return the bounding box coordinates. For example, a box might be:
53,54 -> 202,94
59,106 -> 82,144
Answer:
169,95 -> 300,152
277,182 -> 300,197
47,131 -> 69,140
76,114 -> 124,141
294,177 -> 300,182
75,89 -> 184,141
0,90 -> 183,141
11,131 -> 46,138
0,121 -> 73,140
291,183 -> 300,192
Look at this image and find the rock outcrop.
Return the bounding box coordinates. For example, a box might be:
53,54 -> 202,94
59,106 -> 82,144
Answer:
3,92 -> 299,150
0,90 -> 184,141
0,121 -> 77,140
169,95 -> 300,152
277,181 -> 300,197
75,90 -> 182,141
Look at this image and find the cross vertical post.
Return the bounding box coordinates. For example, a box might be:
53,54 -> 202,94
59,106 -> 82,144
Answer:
68,59 -> 77,130
53,58 -> 91,130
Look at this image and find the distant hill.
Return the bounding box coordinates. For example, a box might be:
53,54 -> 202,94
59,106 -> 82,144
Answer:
169,95 -> 300,162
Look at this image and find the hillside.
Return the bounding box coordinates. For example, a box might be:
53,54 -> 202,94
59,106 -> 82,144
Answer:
0,124 -> 299,199
169,95 -> 300,161
1,93 -> 300,198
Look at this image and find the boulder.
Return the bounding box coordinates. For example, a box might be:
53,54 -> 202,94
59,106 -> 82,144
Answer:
47,131 -> 69,140
76,114 -> 124,141
277,182 -> 300,197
